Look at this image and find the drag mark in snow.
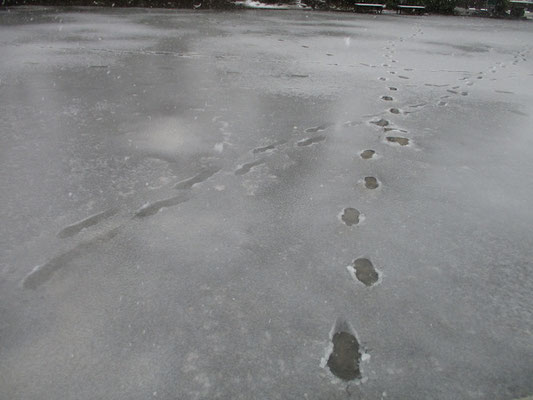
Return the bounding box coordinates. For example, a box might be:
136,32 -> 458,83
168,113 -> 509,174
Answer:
134,195 -> 189,218
305,124 -> 332,133
57,208 -> 118,239
252,140 -> 287,154
174,166 -> 221,190
296,135 -> 326,147
22,227 -> 122,289
234,159 -> 266,176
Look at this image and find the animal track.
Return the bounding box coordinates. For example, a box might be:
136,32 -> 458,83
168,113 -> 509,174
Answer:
340,208 -> 361,226
389,87 -> 397,91
235,159 -> 266,175
389,108 -> 400,114
386,136 -> 409,146
360,149 -> 375,159
297,135 -> 326,147
22,227 -> 122,289
381,96 -> 394,101
364,177 -> 379,189
326,321 -> 362,381
57,208 -> 117,239
134,194 -> 189,218
371,118 -> 389,127
175,166 -> 221,190
349,258 -> 379,286
398,75 -> 409,79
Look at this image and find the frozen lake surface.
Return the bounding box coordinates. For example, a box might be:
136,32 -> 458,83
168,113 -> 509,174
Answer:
1,7 -> 533,399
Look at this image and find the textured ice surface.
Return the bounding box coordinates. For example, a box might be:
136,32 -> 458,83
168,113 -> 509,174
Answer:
1,7 -> 533,400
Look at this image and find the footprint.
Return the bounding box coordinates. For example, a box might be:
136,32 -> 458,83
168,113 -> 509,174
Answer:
340,208 -> 361,226
447,89 -> 458,94
398,75 -> 409,79
305,124 -> 331,133
175,166 -> 221,190
349,258 -> 379,286
381,96 -> 394,101
364,177 -> 379,189
495,90 -> 514,94
234,159 -> 266,175
360,149 -> 375,159
461,91 -> 468,96
134,194 -> 189,218
371,118 -> 389,127
389,87 -> 398,91
57,208 -> 117,239
22,227 -> 122,289
252,140 -> 287,154
437,101 -> 447,106
389,108 -> 400,114
297,135 -> 326,147
326,320 -> 362,381
386,136 -> 409,146
379,77 -> 387,81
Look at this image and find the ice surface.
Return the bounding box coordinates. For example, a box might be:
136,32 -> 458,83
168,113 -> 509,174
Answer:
1,7 -> 533,400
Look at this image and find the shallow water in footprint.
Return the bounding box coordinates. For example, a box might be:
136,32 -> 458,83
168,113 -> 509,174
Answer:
386,136 -> 409,146
364,177 -> 379,189
371,118 -> 389,127
341,208 -> 360,226
360,149 -> 375,159
352,258 -> 379,286
327,331 -> 361,381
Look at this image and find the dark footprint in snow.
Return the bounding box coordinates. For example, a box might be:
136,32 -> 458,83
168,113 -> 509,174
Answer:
305,124 -> 331,133
381,96 -> 394,101
438,101 -> 447,106
364,177 -> 379,189
22,227 -> 122,289
371,118 -> 389,127
386,136 -> 409,146
389,108 -> 400,114
57,208 -> 117,239
360,149 -> 375,159
398,75 -> 409,79
134,194 -> 189,218
461,92 -> 468,96
234,159 -> 266,176
297,135 -> 326,147
340,208 -> 361,226
326,320 -> 362,381
252,140 -> 287,154
175,166 -> 221,190
447,89 -> 458,94
350,258 -> 379,286
379,77 -> 387,81
389,87 -> 398,91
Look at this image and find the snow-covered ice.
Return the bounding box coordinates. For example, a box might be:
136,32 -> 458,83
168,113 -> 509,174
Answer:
1,7 -> 533,399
